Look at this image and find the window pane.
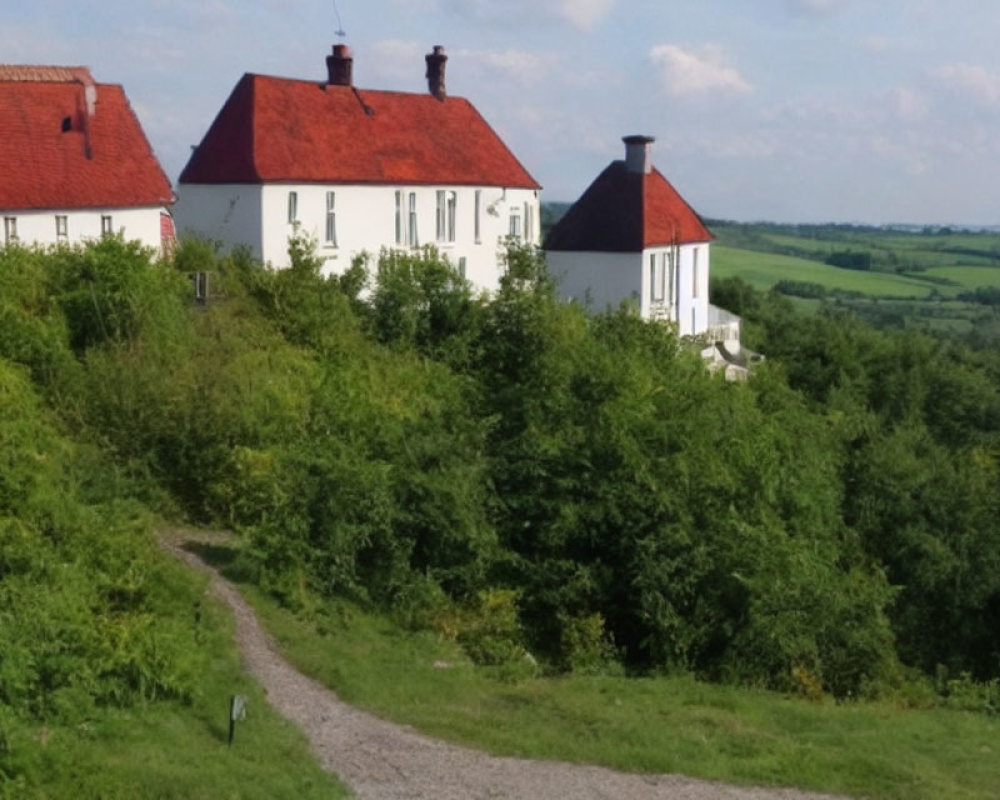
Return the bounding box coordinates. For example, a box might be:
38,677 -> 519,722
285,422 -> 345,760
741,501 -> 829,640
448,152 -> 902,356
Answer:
408,193 -> 418,246
395,191 -> 403,244
325,192 -> 337,246
447,191 -> 457,242
474,190 -> 481,243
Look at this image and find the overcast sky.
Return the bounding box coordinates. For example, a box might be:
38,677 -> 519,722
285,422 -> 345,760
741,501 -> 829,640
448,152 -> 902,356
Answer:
7,1 -> 1000,225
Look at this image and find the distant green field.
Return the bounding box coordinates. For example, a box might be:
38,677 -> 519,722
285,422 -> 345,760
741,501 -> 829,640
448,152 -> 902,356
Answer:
712,246 -> 937,297
924,266 -> 1000,293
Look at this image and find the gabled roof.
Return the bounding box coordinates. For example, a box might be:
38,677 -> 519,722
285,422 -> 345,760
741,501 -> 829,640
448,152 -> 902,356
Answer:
179,73 -> 541,189
544,161 -> 712,252
0,66 -> 173,212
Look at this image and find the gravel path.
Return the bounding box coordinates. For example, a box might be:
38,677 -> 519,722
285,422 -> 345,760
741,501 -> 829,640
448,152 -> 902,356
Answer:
164,530 -> 851,800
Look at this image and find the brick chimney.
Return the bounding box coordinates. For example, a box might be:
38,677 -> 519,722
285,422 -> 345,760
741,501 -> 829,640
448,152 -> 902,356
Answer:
326,44 -> 353,87
623,135 -> 655,174
426,45 -> 447,100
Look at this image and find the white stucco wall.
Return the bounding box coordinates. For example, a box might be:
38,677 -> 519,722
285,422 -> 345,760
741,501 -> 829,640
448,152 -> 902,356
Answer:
1,206 -> 170,253
548,242 -> 711,336
642,243 -> 710,336
172,184 -> 264,258
548,251 -> 640,314
175,182 -> 540,293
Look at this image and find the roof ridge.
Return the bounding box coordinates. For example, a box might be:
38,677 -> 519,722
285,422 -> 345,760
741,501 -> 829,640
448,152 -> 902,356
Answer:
0,65 -> 94,83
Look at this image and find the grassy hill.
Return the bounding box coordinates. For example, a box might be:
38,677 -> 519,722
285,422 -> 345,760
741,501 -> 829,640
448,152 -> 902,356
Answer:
705,221 -> 1000,335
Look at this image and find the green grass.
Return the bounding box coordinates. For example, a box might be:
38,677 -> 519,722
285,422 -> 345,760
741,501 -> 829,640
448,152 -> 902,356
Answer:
198,540 -> 1000,800
712,246 -> 937,297
924,266 -> 1000,293
1,554 -> 348,800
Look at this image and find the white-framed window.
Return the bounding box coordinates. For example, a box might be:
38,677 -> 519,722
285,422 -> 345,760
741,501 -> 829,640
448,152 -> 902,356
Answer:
474,190 -> 482,243
55,215 -> 68,243
395,190 -> 404,245
667,250 -> 676,307
651,252 -> 665,302
435,190 -> 457,243
101,215 -> 113,236
436,190 -> 446,242
692,248 -> 699,298
458,256 -> 467,280
524,202 -> 534,243
692,307 -> 697,334
447,191 -> 457,243
408,192 -> 419,246
3,217 -> 17,245
325,191 -> 337,247
287,191 -> 298,225
509,207 -> 522,239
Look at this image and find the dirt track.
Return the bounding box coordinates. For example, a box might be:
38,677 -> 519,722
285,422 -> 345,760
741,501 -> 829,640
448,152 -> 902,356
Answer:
164,530 -> 850,800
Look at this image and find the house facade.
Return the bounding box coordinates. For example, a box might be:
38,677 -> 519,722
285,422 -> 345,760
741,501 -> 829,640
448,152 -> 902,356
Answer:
175,45 -> 541,290
0,66 -> 175,253
545,136 -> 713,337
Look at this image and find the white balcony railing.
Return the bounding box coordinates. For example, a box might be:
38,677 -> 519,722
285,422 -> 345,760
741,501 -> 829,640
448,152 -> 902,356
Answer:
705,304 -> 741,345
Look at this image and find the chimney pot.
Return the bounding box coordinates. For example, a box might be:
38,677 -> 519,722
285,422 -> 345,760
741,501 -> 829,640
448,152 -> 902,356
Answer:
326,44 -> 353,87
426,45 -> 448,100
623,135 -> 655,174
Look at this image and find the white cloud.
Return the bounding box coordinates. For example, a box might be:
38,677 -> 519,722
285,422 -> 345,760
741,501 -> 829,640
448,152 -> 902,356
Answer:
932,63 -> 1000,108
891,87 -> 929,122
859,35 -> 891,54
555,0 -> 613,31
786,0 -> 847,15
440,0 -> 611,30
649,44 -> 752,97
453,47 -> 550,87
370,40 -> 549,87
369,39 -> 426,81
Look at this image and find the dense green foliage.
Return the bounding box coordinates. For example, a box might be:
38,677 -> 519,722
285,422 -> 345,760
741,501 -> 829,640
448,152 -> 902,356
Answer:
0,239 -> 349,795
5,230 -> 1000,790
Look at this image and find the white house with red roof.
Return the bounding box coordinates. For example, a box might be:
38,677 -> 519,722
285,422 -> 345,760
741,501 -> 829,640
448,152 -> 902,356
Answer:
545,136 -> 719,336
0,66 -> 175,253
175,45 -> 541,289
546,136 -> 750,376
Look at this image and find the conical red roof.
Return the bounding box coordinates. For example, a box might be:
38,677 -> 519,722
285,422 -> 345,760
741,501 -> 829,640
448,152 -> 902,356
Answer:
545,161 -> 711,252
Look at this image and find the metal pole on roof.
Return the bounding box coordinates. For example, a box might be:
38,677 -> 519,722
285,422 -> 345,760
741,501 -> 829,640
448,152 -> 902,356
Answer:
333,0 -> 347,37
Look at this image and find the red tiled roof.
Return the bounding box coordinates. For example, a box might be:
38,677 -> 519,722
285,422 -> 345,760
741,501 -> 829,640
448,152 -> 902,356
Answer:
179,73 -> 540,189
0,68 -> 173,211
0,65 -> 92,83
544,162 -> 712,252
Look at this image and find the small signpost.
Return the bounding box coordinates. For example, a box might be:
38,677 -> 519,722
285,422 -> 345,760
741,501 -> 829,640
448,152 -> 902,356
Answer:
228,694 -> 247,746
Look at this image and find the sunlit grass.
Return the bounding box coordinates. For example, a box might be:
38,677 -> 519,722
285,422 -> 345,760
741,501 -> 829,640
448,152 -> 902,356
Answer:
712,247 -> 935,297
215,549 -> 1000,800
2,555 -> 349,800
